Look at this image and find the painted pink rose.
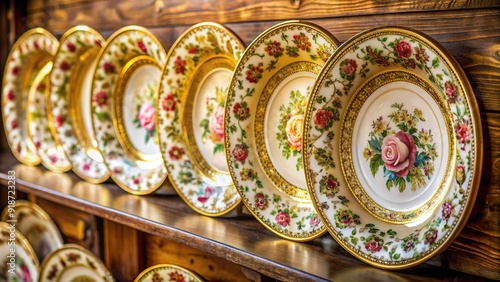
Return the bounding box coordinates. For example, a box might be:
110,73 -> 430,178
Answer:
11,120 -> 18,129
168,145 -> 185,160
314,109 -> 333,129
424,229 -> 438,245
445,81 -> 457,103
93,90 -> 109,107
275,211 -> 291,227
103,62 -> 116,74
55,115 -> 65,128
309,216 -> 321,227
209,107 -> 225,143
174,56 -> 187,74
59,61 -> 70,71
232,144 -> 248,162
161,93 -> 176,111
83,163 -> 90,171
341,59 -> 357,77
285,114 -> 304,150
50,155 -> 57,163
365,238 -> 383,253
232,102 -> 250,121
6,90 -> 15,101
395,40 -> 413,58
381,131 -> 416,177
12,66 -> 20,76
133,177 -> 141,185
254,192 -> 268,210
138,100 -> 156,131
20,263 -> 32,282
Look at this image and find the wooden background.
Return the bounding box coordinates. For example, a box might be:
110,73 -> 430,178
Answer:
0,0 -> 499,280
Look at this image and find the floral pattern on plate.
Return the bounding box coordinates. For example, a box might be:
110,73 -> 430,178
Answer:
39,244 -> 114,282
48,26 -> 110,183
2,28 -> 58,166
91,26 -> 170,194
224,21 -> 339,240
133,81 -> 158,145
134,264 -> 204,282
157,22 -> 244,216
1,200 -> 63,263
304,27 -> 481,268
0,222 -> 39,282
27,63 -> 72,173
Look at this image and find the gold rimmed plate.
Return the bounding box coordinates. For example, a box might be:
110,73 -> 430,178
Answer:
134,264 -> 204,282
157,22 -> 244,216
2,28 -> 58,166
0,221 -> 39,281
91,25 -> 172,195
39,244 -> 114,282
1,200 -> 63,263
28,62 -> 72,173
304,26 -> 482,268
48,25 -> 110,183
224,20 -> 339,241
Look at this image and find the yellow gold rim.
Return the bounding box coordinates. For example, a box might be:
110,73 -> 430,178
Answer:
2,28 -> 58,166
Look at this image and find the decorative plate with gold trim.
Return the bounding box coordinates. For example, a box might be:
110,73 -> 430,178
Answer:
2,28 -> 58,166
224,21 -> 339,241
27,62 -> 71,173
0,221 -> 39,282
304,26 -> 482,268
1,200 -> 63,263
157,22 -> 244,216
39,244 -> 114,282
91,26 -> 172,194
134,264 -> 204,282
48,26 -> 110,183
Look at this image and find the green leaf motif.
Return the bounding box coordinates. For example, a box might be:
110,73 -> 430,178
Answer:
369,154 -> 383,177
95,111 -> 111,122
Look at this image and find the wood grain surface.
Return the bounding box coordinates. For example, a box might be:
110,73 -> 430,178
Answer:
1,0 -> 499,280
0,159 -> 490,281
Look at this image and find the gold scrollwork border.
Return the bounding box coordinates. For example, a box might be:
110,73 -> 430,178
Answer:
339,69 -> 456,224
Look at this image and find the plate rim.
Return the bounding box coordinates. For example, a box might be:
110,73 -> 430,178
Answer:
303,25 -> 483,268
224,20 -> 340,241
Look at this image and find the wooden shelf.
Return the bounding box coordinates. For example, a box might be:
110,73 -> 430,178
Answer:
0,152 -> 487,281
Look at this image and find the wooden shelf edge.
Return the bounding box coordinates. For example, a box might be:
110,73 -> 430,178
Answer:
0,153 -> 489,281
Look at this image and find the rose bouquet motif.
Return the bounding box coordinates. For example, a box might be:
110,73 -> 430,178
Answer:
363,102 -> 437,192
133,81 -> 158,144
276,88 -> 308,171
199,86 -> 227,155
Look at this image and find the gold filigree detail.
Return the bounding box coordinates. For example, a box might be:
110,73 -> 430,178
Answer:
340,70 -> 456,224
